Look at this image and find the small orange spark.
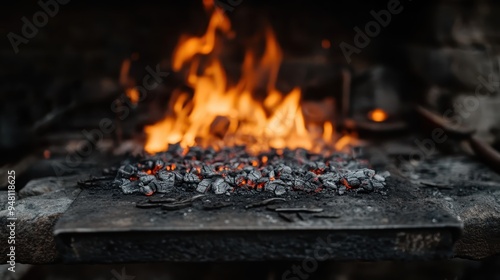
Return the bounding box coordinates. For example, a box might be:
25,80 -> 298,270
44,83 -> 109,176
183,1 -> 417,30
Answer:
368,108 -> 388,122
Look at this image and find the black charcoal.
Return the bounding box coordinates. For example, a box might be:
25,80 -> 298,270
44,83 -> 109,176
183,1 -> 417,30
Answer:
113,178 -> 130,187
338,186 -> 347,195
184,172 -> 201,183
322,180 -> 337,189
212,178 -> 232,194
374,174 -> 385,182
247,169 -> 262,182
114,147 -> 388,197
275,184 -> 286,196
139,175 -> 156,184
196,179 -> 212,193
363,168 -> 376,177
156,171 -> 175,193
118,164 -> 136,177
139,184 -> 154,195
379,171 -> 391,178
120,180 -> 140,194
372,182 -> 385,189
346,177 -> 361,187
201,165 -> 217,177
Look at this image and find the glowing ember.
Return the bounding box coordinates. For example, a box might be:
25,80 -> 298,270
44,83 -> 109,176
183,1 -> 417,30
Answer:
120,58 -> 141,105
43,149 -> 51,159
144,0 -> 341,154
321,39 -> 331,49
126,88 -> 140,105
368,109 -> 388,123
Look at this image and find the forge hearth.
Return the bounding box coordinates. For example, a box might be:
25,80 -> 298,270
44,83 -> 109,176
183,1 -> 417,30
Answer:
55,170 -> 458,262
4,0 -> 500,278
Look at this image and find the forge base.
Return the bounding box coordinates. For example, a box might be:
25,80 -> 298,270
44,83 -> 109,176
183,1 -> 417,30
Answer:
54,174 -> 461,262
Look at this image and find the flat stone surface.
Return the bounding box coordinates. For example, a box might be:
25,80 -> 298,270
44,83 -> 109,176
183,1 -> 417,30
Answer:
452,190 -> 500,259
2,154 -> 500,263
0,176 -> 82,264
53,172 -> 461,262
395,155 -> 500,260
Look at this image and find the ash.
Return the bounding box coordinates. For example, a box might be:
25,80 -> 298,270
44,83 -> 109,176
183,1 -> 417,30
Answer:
112,145 -> 389,196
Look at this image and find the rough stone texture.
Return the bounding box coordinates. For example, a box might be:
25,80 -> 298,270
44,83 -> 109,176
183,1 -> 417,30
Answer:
0,176 -> 82,264
19,176 -> 82,199
396,153 -> 500,260
452,190 -> 500,260
0,175 -> 499,263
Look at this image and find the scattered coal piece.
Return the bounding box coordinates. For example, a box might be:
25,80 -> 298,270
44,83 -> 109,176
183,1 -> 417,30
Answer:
245,198 -> 286,209
136,202 -> 163,209
274,207 -> 324,213
161,201 -> 192,211
148,197 -> 177,203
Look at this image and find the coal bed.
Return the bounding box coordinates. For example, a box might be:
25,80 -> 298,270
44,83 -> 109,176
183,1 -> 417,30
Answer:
54,146 -> 461,263
112,145 -> 389,198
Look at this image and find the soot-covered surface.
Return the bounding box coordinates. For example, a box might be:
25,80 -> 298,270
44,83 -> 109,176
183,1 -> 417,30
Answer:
54,151 -> 461,262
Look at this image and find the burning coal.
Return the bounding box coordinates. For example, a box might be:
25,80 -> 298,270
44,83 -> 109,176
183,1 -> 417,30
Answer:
113,145 -> 388,196
112,1 -> 388,198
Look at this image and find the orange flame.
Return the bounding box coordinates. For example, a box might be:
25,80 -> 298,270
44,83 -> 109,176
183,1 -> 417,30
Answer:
144,0 -> 337,154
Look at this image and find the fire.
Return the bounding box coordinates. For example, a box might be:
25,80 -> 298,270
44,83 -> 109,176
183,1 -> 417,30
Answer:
120,58 -> 140,105
368,108 -> 388,122
144,0 -> 337,154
